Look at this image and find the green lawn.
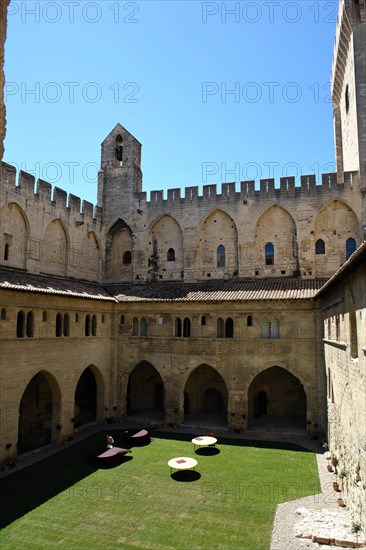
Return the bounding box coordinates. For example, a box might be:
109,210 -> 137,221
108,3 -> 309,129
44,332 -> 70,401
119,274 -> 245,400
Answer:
0,430 -> 320,550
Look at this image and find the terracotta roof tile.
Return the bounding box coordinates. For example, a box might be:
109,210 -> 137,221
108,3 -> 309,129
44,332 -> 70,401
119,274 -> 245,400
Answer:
0,269 -> 116,301
108,278 -> 328,303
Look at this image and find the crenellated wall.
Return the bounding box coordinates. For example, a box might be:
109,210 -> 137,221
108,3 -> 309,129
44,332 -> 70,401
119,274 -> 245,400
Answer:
0,162 -> 103,282
1,157 -> 364,284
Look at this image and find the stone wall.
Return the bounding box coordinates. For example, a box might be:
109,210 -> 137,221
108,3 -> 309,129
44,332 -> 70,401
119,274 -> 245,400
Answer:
318,252 -> 366,532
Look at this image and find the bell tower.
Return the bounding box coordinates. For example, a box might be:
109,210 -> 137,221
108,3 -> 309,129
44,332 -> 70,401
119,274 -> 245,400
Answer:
97,123 -> 142,224
331,0 -> 366,183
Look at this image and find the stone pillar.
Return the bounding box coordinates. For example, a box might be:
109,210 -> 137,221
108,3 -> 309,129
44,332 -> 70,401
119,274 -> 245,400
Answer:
0,0 -> 10,160
227,390 -> 247,432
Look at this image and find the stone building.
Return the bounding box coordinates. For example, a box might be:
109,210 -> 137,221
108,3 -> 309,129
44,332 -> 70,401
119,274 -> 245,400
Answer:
0,0 -> 365,531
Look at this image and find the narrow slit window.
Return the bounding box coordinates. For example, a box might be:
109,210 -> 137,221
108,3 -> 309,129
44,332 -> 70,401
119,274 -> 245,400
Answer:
217,245 -> 225,267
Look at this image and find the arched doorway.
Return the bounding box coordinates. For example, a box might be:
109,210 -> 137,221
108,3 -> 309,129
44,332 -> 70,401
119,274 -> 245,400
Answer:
184,365 -> 227,428
74,367 -> 97,427
18,372 -> 60,453
248,366 -> 306,434
127,362 -> 165,422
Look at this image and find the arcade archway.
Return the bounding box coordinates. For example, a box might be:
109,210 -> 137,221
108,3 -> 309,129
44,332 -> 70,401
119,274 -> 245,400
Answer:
18,371 -> 61,453
248,366 -> 307,434
74,367 -> 98,427
184,365 -> 227,428
127,362 -> 165,422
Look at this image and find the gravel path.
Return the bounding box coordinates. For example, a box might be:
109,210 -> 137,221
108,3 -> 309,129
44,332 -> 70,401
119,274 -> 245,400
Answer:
270,445 -> 362,549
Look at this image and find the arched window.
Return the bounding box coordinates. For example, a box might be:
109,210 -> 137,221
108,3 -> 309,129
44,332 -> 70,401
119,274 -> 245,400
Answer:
56,313 -> 62,337
120,315 -> 125,325
247,315 -> 253,327
115,134 -> 123,165
262,319 -> 279,339
132,317 -> 139,336
183,318 -> 190,337
315,239 -> 325,255
63,314 -> 70,337
123,251 -> 132,265
42,311 -> 47,322
140,317 -> 147,337
167,248 -> 175,262
91,315 -> 97,336
225,317 -> 234,338
1,308 -> 6,321
265,243 -> 274,265
16,311 -> 25,338
346,238 -> 356,259
200,315 -> 206,326
26,311 -> 34,338
175,317 -> 182,337
217,318 -> 224,338
4,243 -> 9,261
217,245 -> 225,268
85,315 -> 91,337
271,318 -> 279,339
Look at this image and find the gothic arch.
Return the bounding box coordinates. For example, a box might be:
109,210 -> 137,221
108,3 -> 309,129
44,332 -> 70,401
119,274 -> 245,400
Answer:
314,200 -> 360,276
42,219 -> 69,276
126,361 -> 165,418
147,214 -> 183,281
197,209 -> 238,278
105,218 -> 133,282
80,231 -> 102,281
247,366 -> 307,430
254,205 -> 297,276
18,370 -> 61,453
184,364 -> 228,425
73,365 -> 104,427
0,202 -> 29,269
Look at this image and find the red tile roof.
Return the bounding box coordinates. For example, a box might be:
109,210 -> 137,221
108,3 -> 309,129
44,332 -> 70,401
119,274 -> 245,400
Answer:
0,269 -> 116,301
108,278 -> 328,303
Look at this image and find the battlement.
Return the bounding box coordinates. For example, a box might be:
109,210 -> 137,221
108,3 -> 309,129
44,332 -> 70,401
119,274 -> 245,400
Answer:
143,171 -> 356,209
0,162 -> 102,223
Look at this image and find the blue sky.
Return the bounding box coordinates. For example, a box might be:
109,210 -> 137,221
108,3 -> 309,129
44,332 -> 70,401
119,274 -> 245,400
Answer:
4,0 -> 338,204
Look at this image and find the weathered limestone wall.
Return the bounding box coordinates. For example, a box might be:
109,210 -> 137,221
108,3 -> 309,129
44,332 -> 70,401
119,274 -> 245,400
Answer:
0,290 -> 116,463
320,260 -> 366,532
0,0 -> 10,160
116,299 -> 326,436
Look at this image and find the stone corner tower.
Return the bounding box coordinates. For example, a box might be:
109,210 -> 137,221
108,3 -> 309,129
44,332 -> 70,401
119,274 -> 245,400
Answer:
97,123 -> 143,225
331,0 -> 366,184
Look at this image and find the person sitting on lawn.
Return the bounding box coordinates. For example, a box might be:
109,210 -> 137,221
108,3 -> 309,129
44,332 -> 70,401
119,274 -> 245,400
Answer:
106,434 -> 114,449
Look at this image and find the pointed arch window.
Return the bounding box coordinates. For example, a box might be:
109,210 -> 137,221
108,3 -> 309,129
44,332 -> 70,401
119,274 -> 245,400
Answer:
315,239 -> 325,255
265,242 -> 274,265
63,314 -> 70,337
140,317 -> 147,337
217,318 -> 224,338
132,317 -> 139,336
115,134 -> 123,165
123,251 -> 132,265
167,248 -> 175,262
346,238 -> 356,259
183,318 -> 191,337
175,317 -> 182,337
85,315 -> 91,337
225,318 -> 234,338
56,313 -> 63,337
217,245 -> 226,267
17,311 -> 25,337
91,315 -> 97,336
26,311 -> 34,338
